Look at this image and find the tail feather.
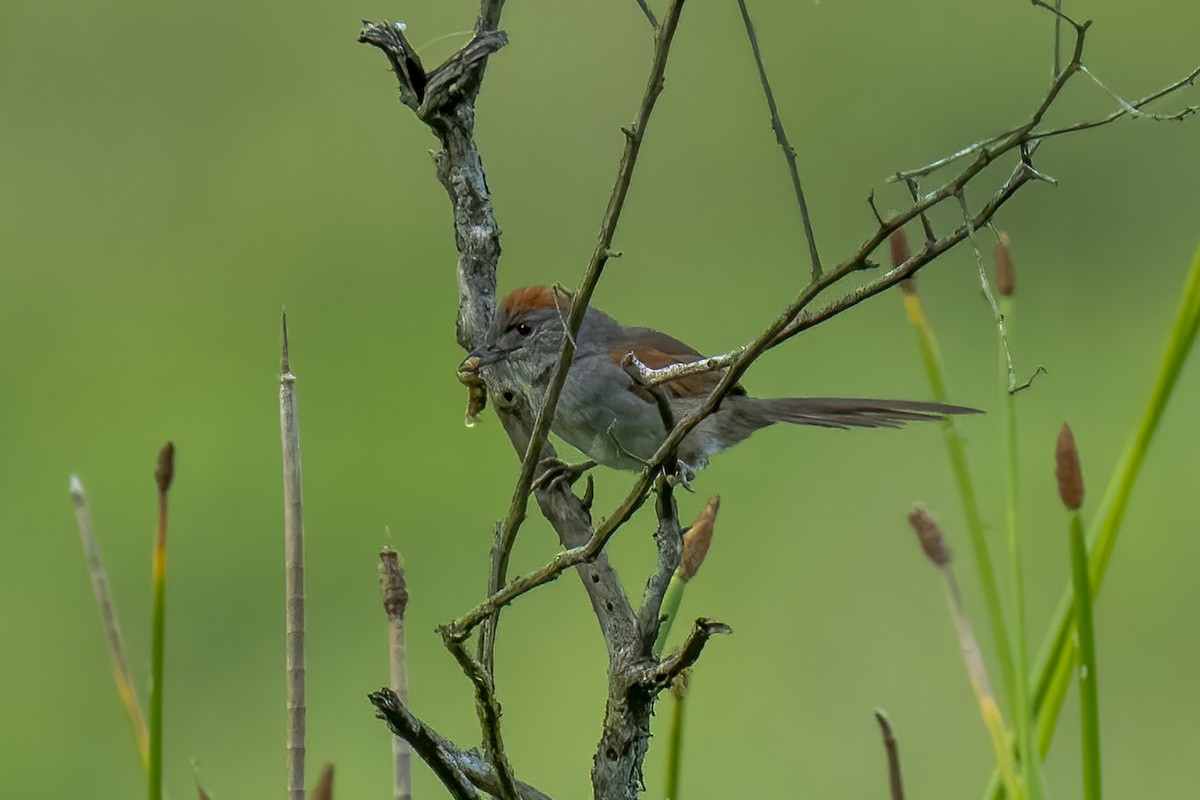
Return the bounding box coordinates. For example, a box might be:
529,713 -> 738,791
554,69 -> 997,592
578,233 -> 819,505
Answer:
745,397 -> 981,430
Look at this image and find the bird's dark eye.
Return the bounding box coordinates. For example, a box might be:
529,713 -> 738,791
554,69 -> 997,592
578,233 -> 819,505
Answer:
515,322 -> 533,336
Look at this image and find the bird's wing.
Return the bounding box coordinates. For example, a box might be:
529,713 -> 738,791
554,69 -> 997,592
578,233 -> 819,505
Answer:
606,328 -> 745,401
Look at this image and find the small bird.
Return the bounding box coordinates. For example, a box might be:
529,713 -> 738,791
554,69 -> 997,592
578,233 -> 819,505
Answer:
465,286 -> 978,481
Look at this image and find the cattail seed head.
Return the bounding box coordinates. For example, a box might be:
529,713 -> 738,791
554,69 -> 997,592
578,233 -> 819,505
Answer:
1055,423 -> 1084,510
994,231 -> 1015,297
155,442 -> 175,494
907,506 -> 951,566
379,546 -> 409,618
678,496 -> 720,581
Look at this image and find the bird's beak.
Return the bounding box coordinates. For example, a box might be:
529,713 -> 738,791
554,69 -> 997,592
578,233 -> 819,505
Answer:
464,346 -> 497,369
464,341 -> 513,368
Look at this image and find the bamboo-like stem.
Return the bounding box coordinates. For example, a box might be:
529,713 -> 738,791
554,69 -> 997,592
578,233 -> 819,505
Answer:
149,443 -> 175,800
71,475 -> 150,771
380,547 -> 412,800
280,314 -> 307,800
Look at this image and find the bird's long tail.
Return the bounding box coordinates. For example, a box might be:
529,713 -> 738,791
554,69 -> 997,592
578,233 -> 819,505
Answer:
740,397 -> 981,430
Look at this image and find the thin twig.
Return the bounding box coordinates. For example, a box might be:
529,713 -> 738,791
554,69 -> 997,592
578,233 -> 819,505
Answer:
71,475 -> 150,771
735,0 -> 822,282
480,0 -> 688,676
644,618 -> 732,691
873,710 -> 905,800
280,314 -> 306,800
380,548 -> 412,800
369,689 -> 552,800
957,191 -> 1016,390
632,0 -> 658,29
1053,0 -> 1064,78
441,632 -> 520,799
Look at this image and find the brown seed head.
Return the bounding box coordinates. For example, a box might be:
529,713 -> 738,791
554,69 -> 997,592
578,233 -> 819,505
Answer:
379,546 -> 409,619
907,506 -> 951,566
155,442 -> 175,494
994,231 -> 1015,297
678,496 -> 720,581
1055,423 -> 1084,510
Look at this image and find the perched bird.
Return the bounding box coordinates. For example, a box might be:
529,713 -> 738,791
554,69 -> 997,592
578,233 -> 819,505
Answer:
465,286 -> 977,479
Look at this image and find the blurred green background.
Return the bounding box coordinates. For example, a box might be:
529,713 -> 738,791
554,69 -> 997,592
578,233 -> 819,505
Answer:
3,0 -> 1198,797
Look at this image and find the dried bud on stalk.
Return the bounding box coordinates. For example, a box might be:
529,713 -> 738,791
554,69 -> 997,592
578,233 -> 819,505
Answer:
907,506 -> 951,566
1055,423 -> 1084,510
457,355 -> 488,427
890,229 -> 916,295
678,496 -> 720,581
994,231 -> 1015,297
311,763 -> 335,800
155,442 -> 175,494
670,668 -> 691,701
379,546 -> 409,619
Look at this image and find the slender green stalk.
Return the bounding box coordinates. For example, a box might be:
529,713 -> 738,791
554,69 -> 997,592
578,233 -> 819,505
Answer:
1057,422 -> 1101,799
663,674 -> 689,800
655,498 -> 718,798
1068,509 -> 1102,800
653,575 -> 687,657
900,282 -> 1021,734
985,241 -> 1200,799
150,443 -> 175,800
999,293 -> 1043,800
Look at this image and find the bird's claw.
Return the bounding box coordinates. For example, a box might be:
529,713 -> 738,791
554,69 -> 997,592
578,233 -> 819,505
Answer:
533,458 -> 598,494
664,460 -> 697,492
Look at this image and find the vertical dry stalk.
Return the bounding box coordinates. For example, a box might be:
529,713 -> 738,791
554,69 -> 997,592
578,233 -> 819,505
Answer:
380,547 -> 412,800
873,710 -> 905,800
907,507 -> 1019,797
280,313 -> 306,800
70,474 -> 150,770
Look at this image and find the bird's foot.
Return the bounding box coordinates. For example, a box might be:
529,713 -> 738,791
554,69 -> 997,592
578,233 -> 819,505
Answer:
533,458 -> 598,494
664,459 -> 697,492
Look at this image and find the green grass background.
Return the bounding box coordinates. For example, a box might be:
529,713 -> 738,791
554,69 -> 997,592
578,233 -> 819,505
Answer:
3,0 -> 1198,797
